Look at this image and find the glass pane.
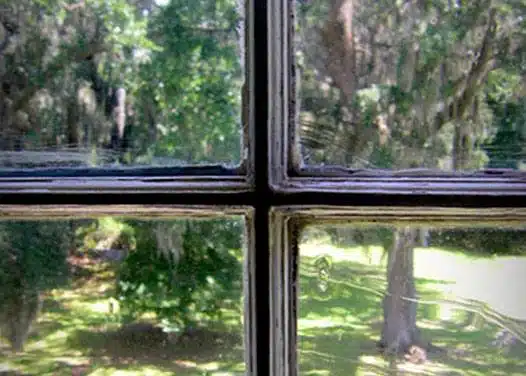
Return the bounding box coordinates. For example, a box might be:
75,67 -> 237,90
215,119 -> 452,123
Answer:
296,1 -> 526,170
0,217 -> 246,375
298,225 -> 526,375
0,0 -> 244,168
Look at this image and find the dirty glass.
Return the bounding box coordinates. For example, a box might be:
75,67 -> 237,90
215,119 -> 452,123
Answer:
296,1 -> 526,171
0,0 -> 244,168
0,217 -> 246,375
298,225 -> 526,375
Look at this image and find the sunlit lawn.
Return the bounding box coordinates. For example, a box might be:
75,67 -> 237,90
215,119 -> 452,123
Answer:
2,243 -> 525,375
299,241 -> 526,375
0,260 -> 245,376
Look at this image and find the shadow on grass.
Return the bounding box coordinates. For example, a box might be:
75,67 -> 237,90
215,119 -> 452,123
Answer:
66,326 -> 245,374
299,325 -> 379,376
70,325 -> 243,360
1,258 -> 245,376
28,299 -> 114,343
417,322 -> 526,374
5,321 -> 245,376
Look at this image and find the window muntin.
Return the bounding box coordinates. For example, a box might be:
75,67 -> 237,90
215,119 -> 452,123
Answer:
0,0 -> 245,170
0,212 -> 251,376
298,224 -> 526,375
293,0 -> 526,173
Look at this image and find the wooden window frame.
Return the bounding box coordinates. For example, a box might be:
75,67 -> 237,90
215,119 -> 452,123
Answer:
0,1 -> 525,376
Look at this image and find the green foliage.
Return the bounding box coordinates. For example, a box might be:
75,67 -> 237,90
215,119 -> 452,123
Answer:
0,221 -> 70,293
485,129 -> 524,169
484,76 -> 526,169
298,0 -> 526,170
317,225 -> 394,252
431,228 -> 526,256
133,0 -> 243,164
0,0 -> 242,166
76,217 -> 136,252
116,219 -> 243,333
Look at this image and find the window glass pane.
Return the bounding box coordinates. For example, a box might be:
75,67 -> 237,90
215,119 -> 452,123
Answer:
296,1 -> 526,170
0,0 -> 244,168
0,217 -> 246,375
298,225 -> 526,374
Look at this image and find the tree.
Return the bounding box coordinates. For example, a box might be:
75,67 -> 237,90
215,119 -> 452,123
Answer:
0,221 -> 70,351
0,0 -> 243,166
134,0 -> 243,164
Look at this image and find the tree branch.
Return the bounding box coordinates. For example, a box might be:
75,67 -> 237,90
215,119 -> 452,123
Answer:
434,8 -> 497,131
0,32 -> 11,55
0,12 -> 18,55
63,0 -> 85,12
321,0 -> 355,102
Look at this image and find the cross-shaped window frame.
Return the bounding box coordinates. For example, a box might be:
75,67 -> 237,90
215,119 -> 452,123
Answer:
1,1 -> 525,375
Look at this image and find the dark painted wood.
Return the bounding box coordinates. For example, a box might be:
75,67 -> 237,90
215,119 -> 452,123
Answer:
253,0 -> 270,374
0,192 -> 523,207
0,1 -> 524,375
0,165 -> 240,178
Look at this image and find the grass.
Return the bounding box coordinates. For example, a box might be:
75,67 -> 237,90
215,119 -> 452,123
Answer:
0,258 -> 245,376
299,240 -> 526,375
1,240 -> 525,375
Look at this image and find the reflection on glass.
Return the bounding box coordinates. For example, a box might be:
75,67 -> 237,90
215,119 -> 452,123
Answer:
0,217 -> 245,375
299,225 -> 526,375
0,0 -> 243,168
296,1 -> 526,170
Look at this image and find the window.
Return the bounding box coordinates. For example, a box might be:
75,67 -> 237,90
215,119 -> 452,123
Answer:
0,1 -> 525,376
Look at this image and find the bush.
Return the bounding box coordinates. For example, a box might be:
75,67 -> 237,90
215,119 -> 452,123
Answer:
116,219 -> 243,334
430,228 -> 526,256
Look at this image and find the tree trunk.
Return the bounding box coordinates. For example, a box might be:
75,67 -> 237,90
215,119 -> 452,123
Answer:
380,227 -> 420,355
66,96 -> 80,147
110,87 -> 126,151
0,289 -> 42,352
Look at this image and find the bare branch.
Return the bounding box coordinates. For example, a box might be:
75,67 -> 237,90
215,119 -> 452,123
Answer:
63,0 -> 86,12
434,8 -> 498,131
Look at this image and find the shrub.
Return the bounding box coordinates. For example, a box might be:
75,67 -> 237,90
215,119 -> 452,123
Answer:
116,219 -> 243,334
